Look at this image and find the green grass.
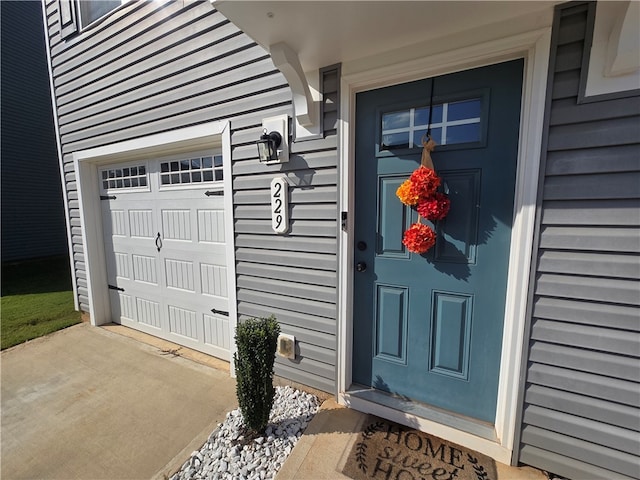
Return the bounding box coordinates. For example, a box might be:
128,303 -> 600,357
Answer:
1,255 -> 81,350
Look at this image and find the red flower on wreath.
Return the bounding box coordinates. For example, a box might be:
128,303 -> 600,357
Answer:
402,222 -> 436,254
417,192 -> 451,221
409,166 -> 441,200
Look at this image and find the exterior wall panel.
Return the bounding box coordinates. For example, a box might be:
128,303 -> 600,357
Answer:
1,1 -> 67,261
43,0 -> 339,393
516,3 -> 640,479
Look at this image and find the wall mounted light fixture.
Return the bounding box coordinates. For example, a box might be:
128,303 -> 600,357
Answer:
257,129 -> 282,163
257,115 -> 289,164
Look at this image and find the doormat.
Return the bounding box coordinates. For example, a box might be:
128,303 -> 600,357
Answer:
342,415 -> 497,480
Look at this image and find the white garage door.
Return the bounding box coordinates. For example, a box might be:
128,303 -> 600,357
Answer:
99,152 -> 230,360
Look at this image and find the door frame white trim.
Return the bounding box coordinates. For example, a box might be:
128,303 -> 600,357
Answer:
72,121 -> 238,367
336,27 -> 552,464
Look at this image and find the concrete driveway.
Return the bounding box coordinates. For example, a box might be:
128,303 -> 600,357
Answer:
1,323 -> 237,480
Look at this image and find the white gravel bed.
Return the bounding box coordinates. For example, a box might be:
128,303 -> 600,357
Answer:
171,386 -> 319,480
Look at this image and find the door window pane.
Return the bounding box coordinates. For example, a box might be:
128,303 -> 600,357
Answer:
414,105 -> 443,125
447,124 -> 481,145
448,99 -> 481,122
381,98 -> 482,149
382,133 -> 410,149
382,111 -> 411,130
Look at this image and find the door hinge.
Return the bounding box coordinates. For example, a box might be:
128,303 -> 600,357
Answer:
211,308 -> 229,317
205,190 -> 223,196
108,284 -> 124,292
100,195 -> 116,200
341,211 -> 348,230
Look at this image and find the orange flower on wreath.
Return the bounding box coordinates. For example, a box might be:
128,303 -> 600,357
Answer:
402,222 -> 436,254
396,179 -> 420,206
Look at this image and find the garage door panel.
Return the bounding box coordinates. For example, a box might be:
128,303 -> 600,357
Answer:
201,263 -> 228,297
109,290 -> 135,322
114,252 -> 130,280
168,305 -> 199,340
109,209 -> 128,236
204,313 -> 230,350
132,254 -> 159,285
164,258 -> 195,292
197,208 -> 225,243
136,296 -> 162,329
129,209 -> 155,238
161,209 -> 192,241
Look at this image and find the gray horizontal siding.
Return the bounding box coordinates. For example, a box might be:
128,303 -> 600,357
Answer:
533,297 -> 639,330
231,65 -> 341,393
1,1 -> 67,261
517,3 -> 640,479
44,0 -> 339,393
525,384 -> 640,431
521,427 -> 639,479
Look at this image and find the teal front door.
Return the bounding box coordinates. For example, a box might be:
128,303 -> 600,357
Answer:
353,60 -> 523,423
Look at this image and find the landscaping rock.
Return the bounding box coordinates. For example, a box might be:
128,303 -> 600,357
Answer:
172,386 -> 318,480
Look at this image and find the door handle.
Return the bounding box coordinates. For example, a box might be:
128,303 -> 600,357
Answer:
155,232 -> 162,252
356,262 -> 367,272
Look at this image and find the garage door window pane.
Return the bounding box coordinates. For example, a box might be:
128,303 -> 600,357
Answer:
159,154 -> 223,186
101,164 -> 148,191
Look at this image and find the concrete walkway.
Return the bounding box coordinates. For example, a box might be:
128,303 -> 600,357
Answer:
1,323 -> 237,480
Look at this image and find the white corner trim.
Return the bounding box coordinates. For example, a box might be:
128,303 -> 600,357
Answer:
72,121 -> 236,358
337,26 -> 552,463
41,0 -> 78,311
270,42 -> 318,128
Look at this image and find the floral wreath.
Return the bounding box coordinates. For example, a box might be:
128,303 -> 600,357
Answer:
396,136 -> 450,254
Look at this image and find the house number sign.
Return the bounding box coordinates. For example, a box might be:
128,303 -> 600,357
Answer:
270,176 -> 289,234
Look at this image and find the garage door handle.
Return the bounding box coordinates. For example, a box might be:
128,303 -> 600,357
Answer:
155,232 -> 162,252
211,308 -> 229,317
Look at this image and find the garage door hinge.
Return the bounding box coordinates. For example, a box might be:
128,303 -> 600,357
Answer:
108,284 -> 124,292
205,190 -> 223,196
100,195 -> 116,200
211,308 -> 229,316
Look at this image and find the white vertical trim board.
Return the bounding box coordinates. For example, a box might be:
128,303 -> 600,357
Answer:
337,27 -> 552,464
41,0 -> 78,310
72,121 -> 237,368
221,123 -> 239,377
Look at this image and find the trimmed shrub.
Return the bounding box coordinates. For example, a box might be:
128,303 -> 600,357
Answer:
234,315 -> 280,433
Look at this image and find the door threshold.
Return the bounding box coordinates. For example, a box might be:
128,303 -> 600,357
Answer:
345,385 -> 498,442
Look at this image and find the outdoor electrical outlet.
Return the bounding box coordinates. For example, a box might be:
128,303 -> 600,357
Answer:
277,334 -> 296,359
